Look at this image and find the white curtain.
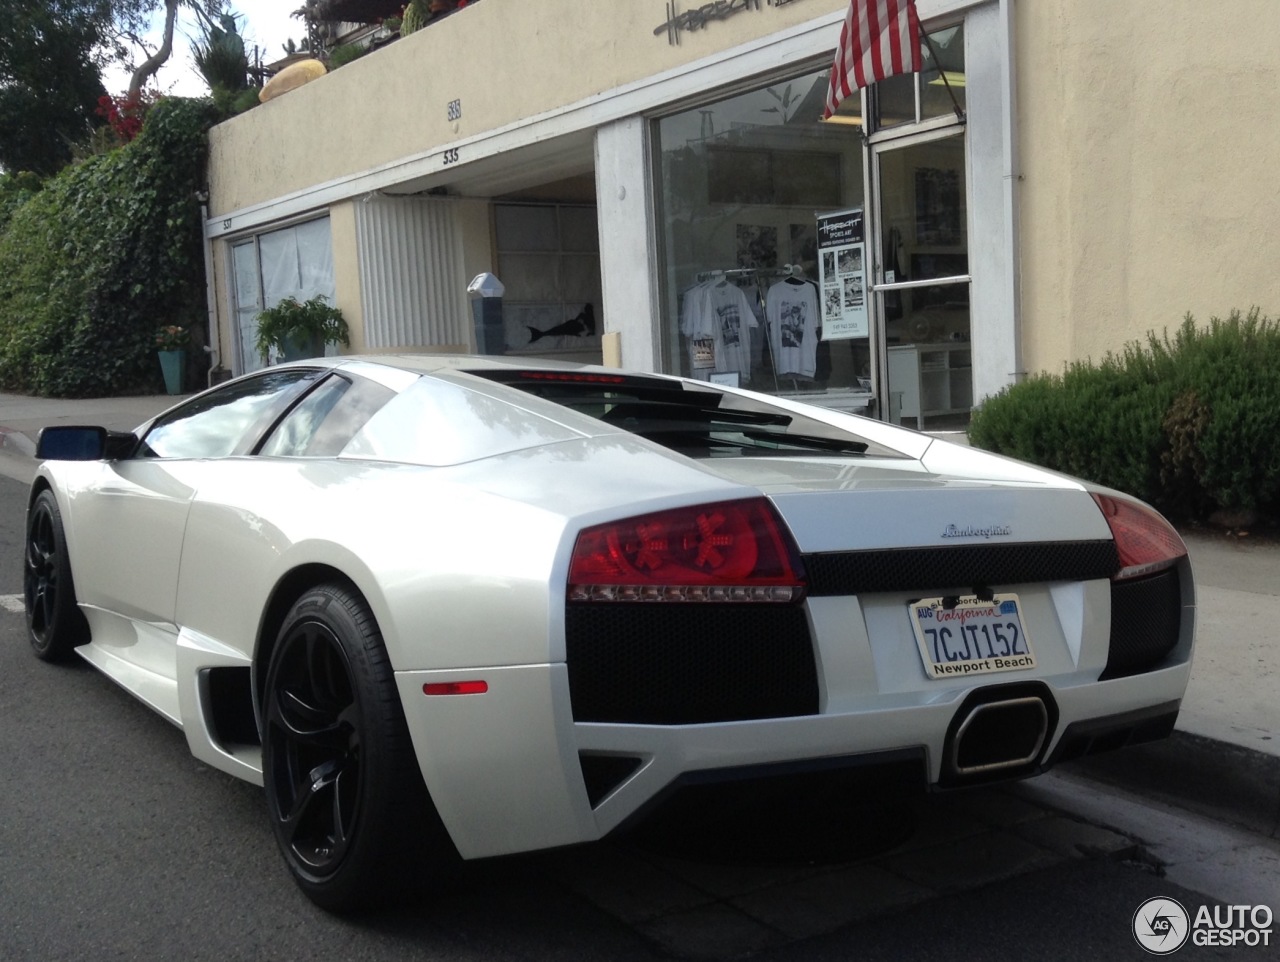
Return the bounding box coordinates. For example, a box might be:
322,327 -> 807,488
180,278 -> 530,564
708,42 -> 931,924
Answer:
232,241 -> 262,375
232,218 -> 335,374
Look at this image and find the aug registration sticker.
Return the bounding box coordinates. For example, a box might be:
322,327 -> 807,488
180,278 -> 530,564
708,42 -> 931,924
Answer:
909,593 -> 1037,679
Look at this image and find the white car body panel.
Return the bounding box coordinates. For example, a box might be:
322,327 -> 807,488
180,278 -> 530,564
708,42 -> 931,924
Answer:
28,355 -> 1196,864
68,460 -> 195,625
395,664 -> 596,858
75,622 -> 182,724
175,626 -> 260,783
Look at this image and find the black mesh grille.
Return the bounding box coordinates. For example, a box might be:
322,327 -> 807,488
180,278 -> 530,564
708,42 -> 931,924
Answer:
1102,569 -> 1182,679
804,540 -> 1119,595
565,604 -> 818,724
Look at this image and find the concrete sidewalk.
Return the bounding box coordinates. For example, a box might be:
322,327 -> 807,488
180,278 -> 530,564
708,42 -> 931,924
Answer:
1,390 -> 1277,833
0,391 -> 185,470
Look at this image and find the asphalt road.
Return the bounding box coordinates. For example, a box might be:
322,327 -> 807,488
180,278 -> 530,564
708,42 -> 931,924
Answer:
0,472 -> 1262,961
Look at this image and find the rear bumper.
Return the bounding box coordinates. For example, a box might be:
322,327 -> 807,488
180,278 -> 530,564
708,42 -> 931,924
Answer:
396,658 -> 1190,859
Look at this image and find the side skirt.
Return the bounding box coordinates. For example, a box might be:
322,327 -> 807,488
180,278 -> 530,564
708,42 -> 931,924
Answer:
176,627 -> 264,786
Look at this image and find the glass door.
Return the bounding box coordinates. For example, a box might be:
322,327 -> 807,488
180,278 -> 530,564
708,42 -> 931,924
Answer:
228,218 -> 335,375
871,129 -> 971,430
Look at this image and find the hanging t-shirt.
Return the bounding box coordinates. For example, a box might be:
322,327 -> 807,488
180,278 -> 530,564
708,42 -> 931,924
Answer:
765,278 -> 819,378
740,277 -> 767,374
680,281 -> 716,372
681,279 -> 758,380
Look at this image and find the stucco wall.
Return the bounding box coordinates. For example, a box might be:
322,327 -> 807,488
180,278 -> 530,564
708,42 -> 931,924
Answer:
210,0 -> 1280,387
331,203 -> 363,350
1017,0 -> 1280,375
208,0 -> 846,215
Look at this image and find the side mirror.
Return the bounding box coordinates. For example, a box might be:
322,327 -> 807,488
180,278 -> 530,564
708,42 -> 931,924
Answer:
36,426 -> 136,461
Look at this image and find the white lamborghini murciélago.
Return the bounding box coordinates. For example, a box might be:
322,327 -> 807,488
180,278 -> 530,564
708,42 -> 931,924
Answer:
25,354 -> 1194,910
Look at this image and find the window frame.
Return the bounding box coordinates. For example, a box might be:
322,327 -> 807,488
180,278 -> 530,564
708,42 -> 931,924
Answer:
227,216 -> 336,377
255,371 -> 398,459
135,368 -> 325,461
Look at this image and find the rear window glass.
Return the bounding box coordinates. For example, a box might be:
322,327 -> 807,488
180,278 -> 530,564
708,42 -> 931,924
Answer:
342,375 -> 583,466
476,371 -> 902,459
258,373 -> 395,458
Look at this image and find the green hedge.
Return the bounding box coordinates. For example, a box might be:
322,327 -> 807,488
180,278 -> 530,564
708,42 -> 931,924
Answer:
0,171 -> 43,234
0,97 -> 218,397
968,309 -> 1280,520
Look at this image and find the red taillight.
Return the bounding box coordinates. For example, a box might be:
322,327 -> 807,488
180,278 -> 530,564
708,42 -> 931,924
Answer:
568,498 -> 805,602
423,681 -> 489,696
518,371 -> 626,384
1091,493 -> 1187,580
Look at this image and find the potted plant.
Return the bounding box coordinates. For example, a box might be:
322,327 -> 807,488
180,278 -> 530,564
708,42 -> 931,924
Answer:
400,0 -> 426,35
155,324 -> 190,394
254,295 -> 349,362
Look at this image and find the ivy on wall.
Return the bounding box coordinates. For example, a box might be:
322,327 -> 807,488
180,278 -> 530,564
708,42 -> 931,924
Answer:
0,97 -> 219,397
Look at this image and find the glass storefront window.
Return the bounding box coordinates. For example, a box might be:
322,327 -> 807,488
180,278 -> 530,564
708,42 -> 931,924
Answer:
652,24 -> 967,424
873,23 -> 966,130
495,203 -> 602,362
653,68 -> 873,407
921,25 -> 966,122
230,218 -> 334,375
878,132 -> 971,430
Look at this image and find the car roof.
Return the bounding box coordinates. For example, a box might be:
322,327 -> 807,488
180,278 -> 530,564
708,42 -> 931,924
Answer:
256,353 -> 933,462
325,352 -> 641,379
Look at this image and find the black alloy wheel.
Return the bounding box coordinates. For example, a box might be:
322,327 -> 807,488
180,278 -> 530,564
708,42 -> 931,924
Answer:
24,489 -> 89,661
262,583 -> 454,912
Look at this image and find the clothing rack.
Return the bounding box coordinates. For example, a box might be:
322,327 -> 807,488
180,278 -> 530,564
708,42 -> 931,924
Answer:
686,264 -> 815,393
694,263 -> 807,283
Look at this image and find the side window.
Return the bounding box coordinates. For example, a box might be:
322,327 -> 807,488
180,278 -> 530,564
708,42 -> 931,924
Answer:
258,372 -> 396,458
138,369 -> 322,459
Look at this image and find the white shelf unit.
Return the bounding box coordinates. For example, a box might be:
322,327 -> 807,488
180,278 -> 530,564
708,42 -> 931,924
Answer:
887,342 -> 973,429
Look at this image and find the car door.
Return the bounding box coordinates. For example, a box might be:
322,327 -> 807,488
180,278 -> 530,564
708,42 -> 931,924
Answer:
172,368 -> 401,651
71,368 -> 323,679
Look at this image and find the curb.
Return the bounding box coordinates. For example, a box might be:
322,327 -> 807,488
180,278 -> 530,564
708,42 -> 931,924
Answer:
1064,729 -> 1280,840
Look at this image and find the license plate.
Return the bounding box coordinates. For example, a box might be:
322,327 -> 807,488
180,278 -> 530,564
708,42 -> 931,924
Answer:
908,593 -> 1037,679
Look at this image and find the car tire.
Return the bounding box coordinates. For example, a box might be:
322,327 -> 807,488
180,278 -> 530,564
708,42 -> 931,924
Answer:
24,488 -> 90,661
262,582 -> 456,912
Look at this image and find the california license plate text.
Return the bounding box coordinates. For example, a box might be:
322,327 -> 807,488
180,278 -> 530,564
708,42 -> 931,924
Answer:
909,594 -> 1037,679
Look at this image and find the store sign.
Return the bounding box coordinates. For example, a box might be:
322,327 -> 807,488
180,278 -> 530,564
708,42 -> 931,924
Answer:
817,208 -> 869,341
654,0 -> 810,46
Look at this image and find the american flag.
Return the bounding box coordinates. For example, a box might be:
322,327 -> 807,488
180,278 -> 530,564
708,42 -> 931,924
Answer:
823,0 -> 923,119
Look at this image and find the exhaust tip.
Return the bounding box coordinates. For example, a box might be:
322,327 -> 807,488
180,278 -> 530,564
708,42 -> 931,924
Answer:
939,682 -> 1059,786
951,696 -> 1049,776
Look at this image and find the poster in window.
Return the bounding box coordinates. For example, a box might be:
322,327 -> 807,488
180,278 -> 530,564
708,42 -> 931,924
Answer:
914,167 -> 962,246
505,302 -> 599,353
816,208 -> 868,340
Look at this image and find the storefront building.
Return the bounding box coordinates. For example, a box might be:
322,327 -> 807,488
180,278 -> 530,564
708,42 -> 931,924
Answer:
204,0 -> 1280,429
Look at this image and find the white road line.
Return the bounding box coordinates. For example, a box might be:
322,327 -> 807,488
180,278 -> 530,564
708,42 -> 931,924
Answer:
0,594 -> 25,613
